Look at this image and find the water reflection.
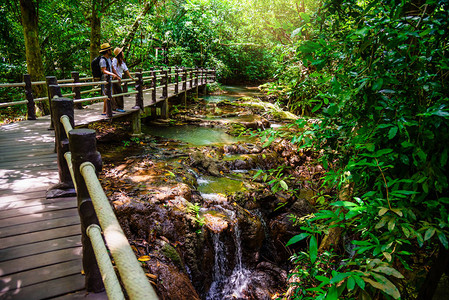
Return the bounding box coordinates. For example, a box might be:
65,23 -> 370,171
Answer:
203,85 -> 262,103
142,125 -> 247,146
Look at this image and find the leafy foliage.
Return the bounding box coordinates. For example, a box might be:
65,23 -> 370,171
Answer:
278,0 -> 449,298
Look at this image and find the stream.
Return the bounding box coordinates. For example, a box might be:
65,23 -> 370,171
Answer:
97,85 -> 315,299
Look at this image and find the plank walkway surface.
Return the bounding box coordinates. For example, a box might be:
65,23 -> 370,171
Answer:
0,81 -> 207,299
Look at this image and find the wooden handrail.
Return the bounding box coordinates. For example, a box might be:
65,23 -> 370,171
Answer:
0,68 -> 217,117
53,101 -> 158,299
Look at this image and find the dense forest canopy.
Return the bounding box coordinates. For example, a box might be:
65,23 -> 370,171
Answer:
1,0 -> 449,299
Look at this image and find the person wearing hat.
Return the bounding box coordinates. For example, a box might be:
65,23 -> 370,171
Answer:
99,43 -> 120,114
112,47 -> 135,112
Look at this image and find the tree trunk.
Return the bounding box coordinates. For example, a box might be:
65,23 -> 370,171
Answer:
89,1 -> 101,64
417,245 -> 449,300
19,0 -> 50,115
121,0 -> 156,54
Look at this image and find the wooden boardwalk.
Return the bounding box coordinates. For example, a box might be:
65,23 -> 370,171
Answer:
0,82 -> 205,299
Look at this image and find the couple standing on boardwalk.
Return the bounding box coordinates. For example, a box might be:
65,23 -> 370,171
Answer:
98,43 -> 135,114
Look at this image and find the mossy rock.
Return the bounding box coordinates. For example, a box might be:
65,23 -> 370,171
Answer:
228,123 -> 247,136
161,242 -> 186,273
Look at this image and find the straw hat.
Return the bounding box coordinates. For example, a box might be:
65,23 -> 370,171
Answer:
114,47 -> 124,56
99,43 -> 113,53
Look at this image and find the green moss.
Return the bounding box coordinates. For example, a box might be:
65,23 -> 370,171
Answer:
161,243 -> 186,272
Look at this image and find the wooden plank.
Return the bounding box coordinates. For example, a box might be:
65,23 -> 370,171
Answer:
0,196 -> 75,213
0,207 -> 79,228
0,150 -> 54,161
0,235 -> 81,262
52,290 -> 108,300
0,259 -> 82,291
0,247 -> 82,276
0,224 -> 80,249
0,188 -> 47,202
0,157 -> 56,168
0,215 -> 80,238
0,273 -> 85,300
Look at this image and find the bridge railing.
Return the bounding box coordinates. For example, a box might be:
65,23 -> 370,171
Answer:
0,67 -> 216,119
52,96 -> 159,299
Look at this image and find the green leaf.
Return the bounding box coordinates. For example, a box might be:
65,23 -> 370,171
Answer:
390,208 -> 403,217
388,126 -> 398,140
299,12 -> 310,22
347,276 -> 356,291
441,148 -> 448,167
402,225 -> 410,238
366,143 -> 375,152
383,251 -> 392,262
438,232 -> 448,249
332,201 -> 358,207
372,267 -> 404,278
368,273 -> 401,299
316,275 -> 330,284
388,218 -> 396,231
279,180 -> 288,191
309,235 -> 318,264
375,216 -> 388,229
291,27 -> 301,39
286,233 -> 309,246
353,275 -> 365,289
378,207 -> 389,216
330,272 -> 350,284
312,102 -> 323,113
372,78 -> 384,91
325,286 -> 338,300
424,227 -> 436,241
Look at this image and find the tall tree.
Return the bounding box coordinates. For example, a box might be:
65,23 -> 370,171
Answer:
89,1 -> 102,63
19,0 -> 49,115
120,0 -> 157,54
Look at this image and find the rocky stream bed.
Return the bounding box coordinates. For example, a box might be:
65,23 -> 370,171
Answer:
92,86 -> 323,299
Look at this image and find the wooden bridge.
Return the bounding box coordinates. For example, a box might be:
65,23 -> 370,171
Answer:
0,68 -> 216,299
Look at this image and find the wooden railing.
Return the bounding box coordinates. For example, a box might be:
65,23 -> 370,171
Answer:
0,67 -> 217,119
52,97 -> 159,299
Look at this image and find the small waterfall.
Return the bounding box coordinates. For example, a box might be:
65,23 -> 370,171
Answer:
206,233 -> 227,299
206,209 -> 251,299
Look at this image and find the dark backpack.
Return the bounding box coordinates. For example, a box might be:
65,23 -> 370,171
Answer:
91,56 -> 109,78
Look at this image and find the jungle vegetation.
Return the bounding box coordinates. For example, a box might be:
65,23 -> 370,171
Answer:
1,0 -> 448,299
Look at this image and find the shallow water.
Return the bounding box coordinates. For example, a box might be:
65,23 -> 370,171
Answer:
142,124 -> 247,146
203,85 -> 262,103
197,176 -> 246,195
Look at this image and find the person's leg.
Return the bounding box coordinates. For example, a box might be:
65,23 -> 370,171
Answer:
116,83 -> 124,109
112,82 -> 120,110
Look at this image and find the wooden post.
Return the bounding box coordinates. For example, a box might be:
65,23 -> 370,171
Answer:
163,70 -> 168,99
195,67 -> 199,87
131,110 -> 142,136
182,68 -> 187,91
69,128 -> 104,293
174,68 -> 179,95
47,97 -> 76,198
105,75 -> 113,118
161,100 -> 168,119
199,68 -> 203,85
23,74 -> 36,120
133,69 -> 143,110
190,69 -> 194,89
159,69 -> 165,87
168,67 -> 172,84
46,76 -> 58,129
151,70 -> 156,104
201,68 -> 207,94
72,72 -> 82,109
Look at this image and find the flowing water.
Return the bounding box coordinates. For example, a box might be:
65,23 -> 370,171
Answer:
141,85 -> 267,298
206,209 -> 252,300
142,124 -> 246,146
